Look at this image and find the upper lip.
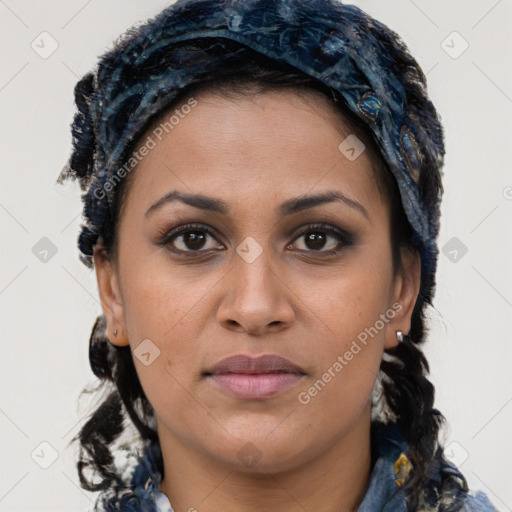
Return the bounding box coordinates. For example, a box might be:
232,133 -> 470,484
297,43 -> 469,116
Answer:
203,354 -> 307,376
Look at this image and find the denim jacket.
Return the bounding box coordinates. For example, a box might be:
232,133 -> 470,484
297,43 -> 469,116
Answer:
98,423 -> 498,511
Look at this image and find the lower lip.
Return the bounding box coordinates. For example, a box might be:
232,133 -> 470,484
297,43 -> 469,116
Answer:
207,372 -> 304,399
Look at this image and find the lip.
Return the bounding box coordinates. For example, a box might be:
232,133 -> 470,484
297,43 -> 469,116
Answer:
203,354 -> 306,400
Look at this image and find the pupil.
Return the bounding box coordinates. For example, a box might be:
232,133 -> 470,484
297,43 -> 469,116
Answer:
185,231 -> 206,250
306,232 -> 326,250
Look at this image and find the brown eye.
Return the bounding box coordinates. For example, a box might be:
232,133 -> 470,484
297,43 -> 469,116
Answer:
158,223 -> 224,254
290,223 -> 354,255
301,232 -> 333,251
174,230 -> 208,251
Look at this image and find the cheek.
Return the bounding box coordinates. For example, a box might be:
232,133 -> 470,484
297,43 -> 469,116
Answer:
294,315 -> 384,434
307,258 -> 392,343
296,267 -> 391,404
121,256 -> 214,342
119,261 -> 226,414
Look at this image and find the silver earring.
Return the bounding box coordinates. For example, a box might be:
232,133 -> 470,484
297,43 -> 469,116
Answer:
396,330 -> 404,343
113,329 -> 118,336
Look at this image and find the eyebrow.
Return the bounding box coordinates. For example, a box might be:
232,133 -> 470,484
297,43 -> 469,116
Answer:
145,189 -> 370,221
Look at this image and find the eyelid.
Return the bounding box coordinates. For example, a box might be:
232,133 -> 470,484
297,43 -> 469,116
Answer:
292,222 -> 352,241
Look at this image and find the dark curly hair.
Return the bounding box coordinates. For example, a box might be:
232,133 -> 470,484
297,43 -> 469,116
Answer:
59,5 -> 456,511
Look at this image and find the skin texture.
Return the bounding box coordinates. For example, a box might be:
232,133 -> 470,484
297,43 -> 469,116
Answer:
94,90 -> 420,512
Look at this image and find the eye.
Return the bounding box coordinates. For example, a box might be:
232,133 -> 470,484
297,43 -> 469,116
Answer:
156,222 -> 354,257
158,223 -> 224,254
289,223 -> 354,255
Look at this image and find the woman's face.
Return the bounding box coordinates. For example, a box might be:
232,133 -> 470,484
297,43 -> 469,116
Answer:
94,89 -> 420,473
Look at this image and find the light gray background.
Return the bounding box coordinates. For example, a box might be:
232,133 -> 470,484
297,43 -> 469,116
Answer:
1,1 -> 511,511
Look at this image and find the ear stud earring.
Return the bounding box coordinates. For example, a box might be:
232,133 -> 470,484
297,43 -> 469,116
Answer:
396,331 -> 404,343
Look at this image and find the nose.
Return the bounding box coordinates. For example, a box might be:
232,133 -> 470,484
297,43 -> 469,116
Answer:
217,251 -> 295,337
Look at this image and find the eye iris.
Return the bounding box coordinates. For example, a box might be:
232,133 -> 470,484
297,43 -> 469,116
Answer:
305,232 -> 327,250
184,231 -> 206,250
170,227 -> 339,252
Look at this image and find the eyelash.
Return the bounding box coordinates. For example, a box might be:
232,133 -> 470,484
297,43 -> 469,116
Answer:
156,222 -> 354,257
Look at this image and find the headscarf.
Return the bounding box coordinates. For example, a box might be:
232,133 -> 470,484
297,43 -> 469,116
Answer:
58,0 -> 445,309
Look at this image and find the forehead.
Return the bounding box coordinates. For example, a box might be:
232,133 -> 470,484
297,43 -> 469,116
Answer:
125,89 -> 385,218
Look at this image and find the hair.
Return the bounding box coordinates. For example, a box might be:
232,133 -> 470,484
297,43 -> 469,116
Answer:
64,29 -> 449,512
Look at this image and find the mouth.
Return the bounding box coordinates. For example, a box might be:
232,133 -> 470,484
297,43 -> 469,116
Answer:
203,354 -> 307,400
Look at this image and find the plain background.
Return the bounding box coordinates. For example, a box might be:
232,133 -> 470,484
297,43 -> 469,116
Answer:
1,1 -> 511,510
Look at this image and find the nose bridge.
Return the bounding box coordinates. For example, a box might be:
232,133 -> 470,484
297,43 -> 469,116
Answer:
218,238 -> 294,334
232,239 -> 279,308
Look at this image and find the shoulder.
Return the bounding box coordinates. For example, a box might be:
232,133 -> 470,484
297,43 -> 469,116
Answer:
464,490 -> 500,512
404,443 -> 500,512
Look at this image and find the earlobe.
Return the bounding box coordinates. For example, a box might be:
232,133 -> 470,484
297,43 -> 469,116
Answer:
384,247 -> 421,350
93,243 -> 129,347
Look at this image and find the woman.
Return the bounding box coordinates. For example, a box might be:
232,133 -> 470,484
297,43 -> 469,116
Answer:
57,0 -> 499,510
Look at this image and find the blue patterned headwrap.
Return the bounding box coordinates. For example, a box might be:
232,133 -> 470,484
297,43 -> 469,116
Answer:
59,0 -> 445,305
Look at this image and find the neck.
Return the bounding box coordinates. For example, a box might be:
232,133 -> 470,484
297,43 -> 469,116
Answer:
158,405 -> 373,512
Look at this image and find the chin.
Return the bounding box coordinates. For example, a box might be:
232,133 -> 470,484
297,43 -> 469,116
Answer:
206,429 -> 313,475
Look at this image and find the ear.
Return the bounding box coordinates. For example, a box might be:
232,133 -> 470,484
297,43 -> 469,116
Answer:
384,246 -> 421,350
93,241 -> 129,347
